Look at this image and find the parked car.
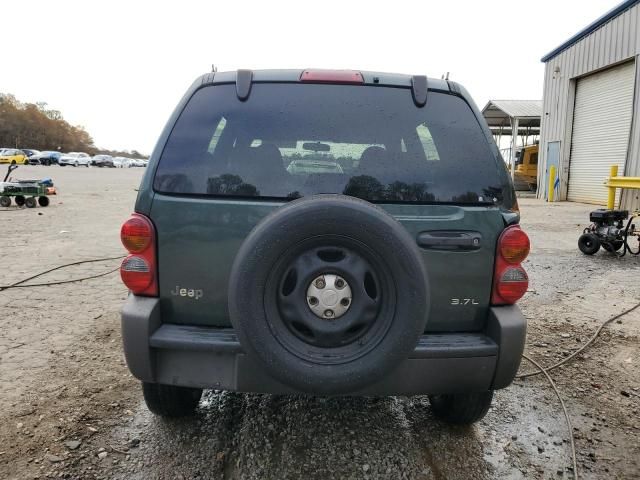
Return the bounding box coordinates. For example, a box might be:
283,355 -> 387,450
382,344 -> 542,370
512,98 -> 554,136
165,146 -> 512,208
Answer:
120,69 -> 529,424
130,158 -> 147,167
92,154 -> 114,167
59,152 -> 91,167
0,149 -> 29,165
29,151 -> 61,166
113,156 -> 131,168
22,149 -> 41,158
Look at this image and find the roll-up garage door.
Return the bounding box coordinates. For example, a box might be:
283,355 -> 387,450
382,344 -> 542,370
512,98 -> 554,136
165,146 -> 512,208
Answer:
568,61 -> 635,204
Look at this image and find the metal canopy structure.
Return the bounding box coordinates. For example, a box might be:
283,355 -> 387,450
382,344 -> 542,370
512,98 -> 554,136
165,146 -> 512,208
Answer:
481,100 -> 542,178
482,100 -> 541,134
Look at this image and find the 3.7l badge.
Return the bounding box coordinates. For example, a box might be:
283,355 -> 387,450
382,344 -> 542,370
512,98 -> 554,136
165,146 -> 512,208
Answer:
450,298 -> 479,305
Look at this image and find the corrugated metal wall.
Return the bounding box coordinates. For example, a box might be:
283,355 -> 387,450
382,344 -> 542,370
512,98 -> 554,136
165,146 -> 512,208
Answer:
539,3 -> 640,210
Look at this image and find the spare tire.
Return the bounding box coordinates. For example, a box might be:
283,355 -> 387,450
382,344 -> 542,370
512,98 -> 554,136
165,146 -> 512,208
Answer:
228,195 -> 429,394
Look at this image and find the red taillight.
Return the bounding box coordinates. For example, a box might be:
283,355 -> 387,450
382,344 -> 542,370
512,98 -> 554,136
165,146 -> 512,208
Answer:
300,70 -> 364,84
499,226 -> 530,264
120,213 -> 157,296
492,226 -> 530,305
121,215 -> 153,253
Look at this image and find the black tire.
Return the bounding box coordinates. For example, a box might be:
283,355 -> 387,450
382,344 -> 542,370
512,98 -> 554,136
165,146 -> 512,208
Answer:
10,160 -> 16,165
14,195 -> 25,206
142,382 -> 202,417
602,240 -> 624,252
429,391 -> 494,425
228,194 -> 430,394
578,233 -> 600,255
25,197 -> 37,208
0,196 -> 10,207
38,196 -> 49,207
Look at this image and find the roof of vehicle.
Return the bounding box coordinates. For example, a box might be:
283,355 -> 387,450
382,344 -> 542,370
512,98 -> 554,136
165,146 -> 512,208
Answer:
198,69 -> 452,92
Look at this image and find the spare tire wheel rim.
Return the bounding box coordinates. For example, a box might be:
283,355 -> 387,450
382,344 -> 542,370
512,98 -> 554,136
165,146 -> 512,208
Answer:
266,236 -> 396,364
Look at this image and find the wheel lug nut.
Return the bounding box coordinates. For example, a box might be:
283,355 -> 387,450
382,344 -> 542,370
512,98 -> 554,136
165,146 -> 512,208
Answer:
308,297 -> 318,306
340,298 -> 350,307
324,309 -> 334,318
315,279 -> 326,289
335,279 -> 345,288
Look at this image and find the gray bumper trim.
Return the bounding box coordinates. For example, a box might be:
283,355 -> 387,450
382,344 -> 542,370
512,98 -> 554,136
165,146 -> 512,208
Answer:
150,324 -> 498,359
121,295 -> 526,394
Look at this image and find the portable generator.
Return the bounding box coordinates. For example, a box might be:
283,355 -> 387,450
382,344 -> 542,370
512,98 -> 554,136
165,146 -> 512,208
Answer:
578,209 -> 639,256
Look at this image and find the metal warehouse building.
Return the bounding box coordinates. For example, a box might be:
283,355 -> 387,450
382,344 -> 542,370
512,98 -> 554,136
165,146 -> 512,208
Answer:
539,0 -> 640,210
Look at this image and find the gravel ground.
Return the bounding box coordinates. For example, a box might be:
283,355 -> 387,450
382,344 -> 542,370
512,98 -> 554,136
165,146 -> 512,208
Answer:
0,166 -> 638,479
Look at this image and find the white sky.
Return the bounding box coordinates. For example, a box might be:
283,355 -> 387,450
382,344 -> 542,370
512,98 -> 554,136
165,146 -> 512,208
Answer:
3,0 -> 622,154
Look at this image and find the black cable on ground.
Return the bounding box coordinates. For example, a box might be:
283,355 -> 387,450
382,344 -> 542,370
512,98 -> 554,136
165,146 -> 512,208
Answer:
623,216 -> 640,255
521,354 -> 579,480
0,267 -> 120,290
518,300 -> 640,379
0,256 -> 125,292
516,300 -> 640,479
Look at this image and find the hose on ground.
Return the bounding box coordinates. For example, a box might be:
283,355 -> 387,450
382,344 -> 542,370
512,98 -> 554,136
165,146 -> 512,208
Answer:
0,256 -> 124,292
517,300 -> 640,379
521,354 -> 579,480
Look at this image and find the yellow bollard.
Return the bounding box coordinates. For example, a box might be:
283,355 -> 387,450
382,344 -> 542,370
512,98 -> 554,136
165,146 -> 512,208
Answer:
607,165 -> 618,210
548,165 -> 556,202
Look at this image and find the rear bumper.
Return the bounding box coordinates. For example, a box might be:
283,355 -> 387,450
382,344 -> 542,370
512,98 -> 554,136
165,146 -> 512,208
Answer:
121,296 -> 526,395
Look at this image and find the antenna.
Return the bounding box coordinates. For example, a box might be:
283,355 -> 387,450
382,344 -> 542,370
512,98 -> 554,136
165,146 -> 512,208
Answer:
211,64 -> 218,73
445,72 -> 450,81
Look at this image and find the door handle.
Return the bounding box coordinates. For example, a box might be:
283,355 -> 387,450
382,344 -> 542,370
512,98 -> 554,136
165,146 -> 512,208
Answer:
417,231 -> 482,251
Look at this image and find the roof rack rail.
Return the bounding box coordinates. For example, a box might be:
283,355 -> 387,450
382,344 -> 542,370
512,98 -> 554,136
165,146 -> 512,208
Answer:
411,75 -> 428,107
236,69 -> 253,101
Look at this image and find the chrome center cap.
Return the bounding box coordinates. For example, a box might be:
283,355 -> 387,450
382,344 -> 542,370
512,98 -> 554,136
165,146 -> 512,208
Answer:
307,274 -> 352,319
322,289 -> 338,306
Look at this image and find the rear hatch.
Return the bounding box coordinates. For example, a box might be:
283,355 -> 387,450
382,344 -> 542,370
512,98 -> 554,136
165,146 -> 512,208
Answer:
147,76 -> 513,332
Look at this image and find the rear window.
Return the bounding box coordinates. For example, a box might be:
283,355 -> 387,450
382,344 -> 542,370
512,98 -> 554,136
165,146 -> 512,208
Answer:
154,83 -> 507,204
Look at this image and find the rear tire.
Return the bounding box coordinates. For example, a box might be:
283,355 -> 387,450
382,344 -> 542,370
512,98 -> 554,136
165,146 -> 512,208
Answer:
0,196 -> 11,207
14,195 -> 25,206
38,196 -> 49,207
578,233 -> 600,255
429,391 -> 494,425
142,382 -> 202,417
25,197 -> 36,208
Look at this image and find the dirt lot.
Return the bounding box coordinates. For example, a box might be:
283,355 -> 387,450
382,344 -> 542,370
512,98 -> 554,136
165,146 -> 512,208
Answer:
0,166 -> 638,480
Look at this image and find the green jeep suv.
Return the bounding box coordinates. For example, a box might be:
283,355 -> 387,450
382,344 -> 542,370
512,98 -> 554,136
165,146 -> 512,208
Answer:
120,69 -> 529,424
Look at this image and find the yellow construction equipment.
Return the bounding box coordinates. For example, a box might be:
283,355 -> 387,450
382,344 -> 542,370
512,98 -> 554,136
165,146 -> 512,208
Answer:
513,144 -> 538,191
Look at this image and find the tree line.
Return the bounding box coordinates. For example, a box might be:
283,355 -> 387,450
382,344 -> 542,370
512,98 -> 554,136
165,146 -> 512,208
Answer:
0,93 -> 145,158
